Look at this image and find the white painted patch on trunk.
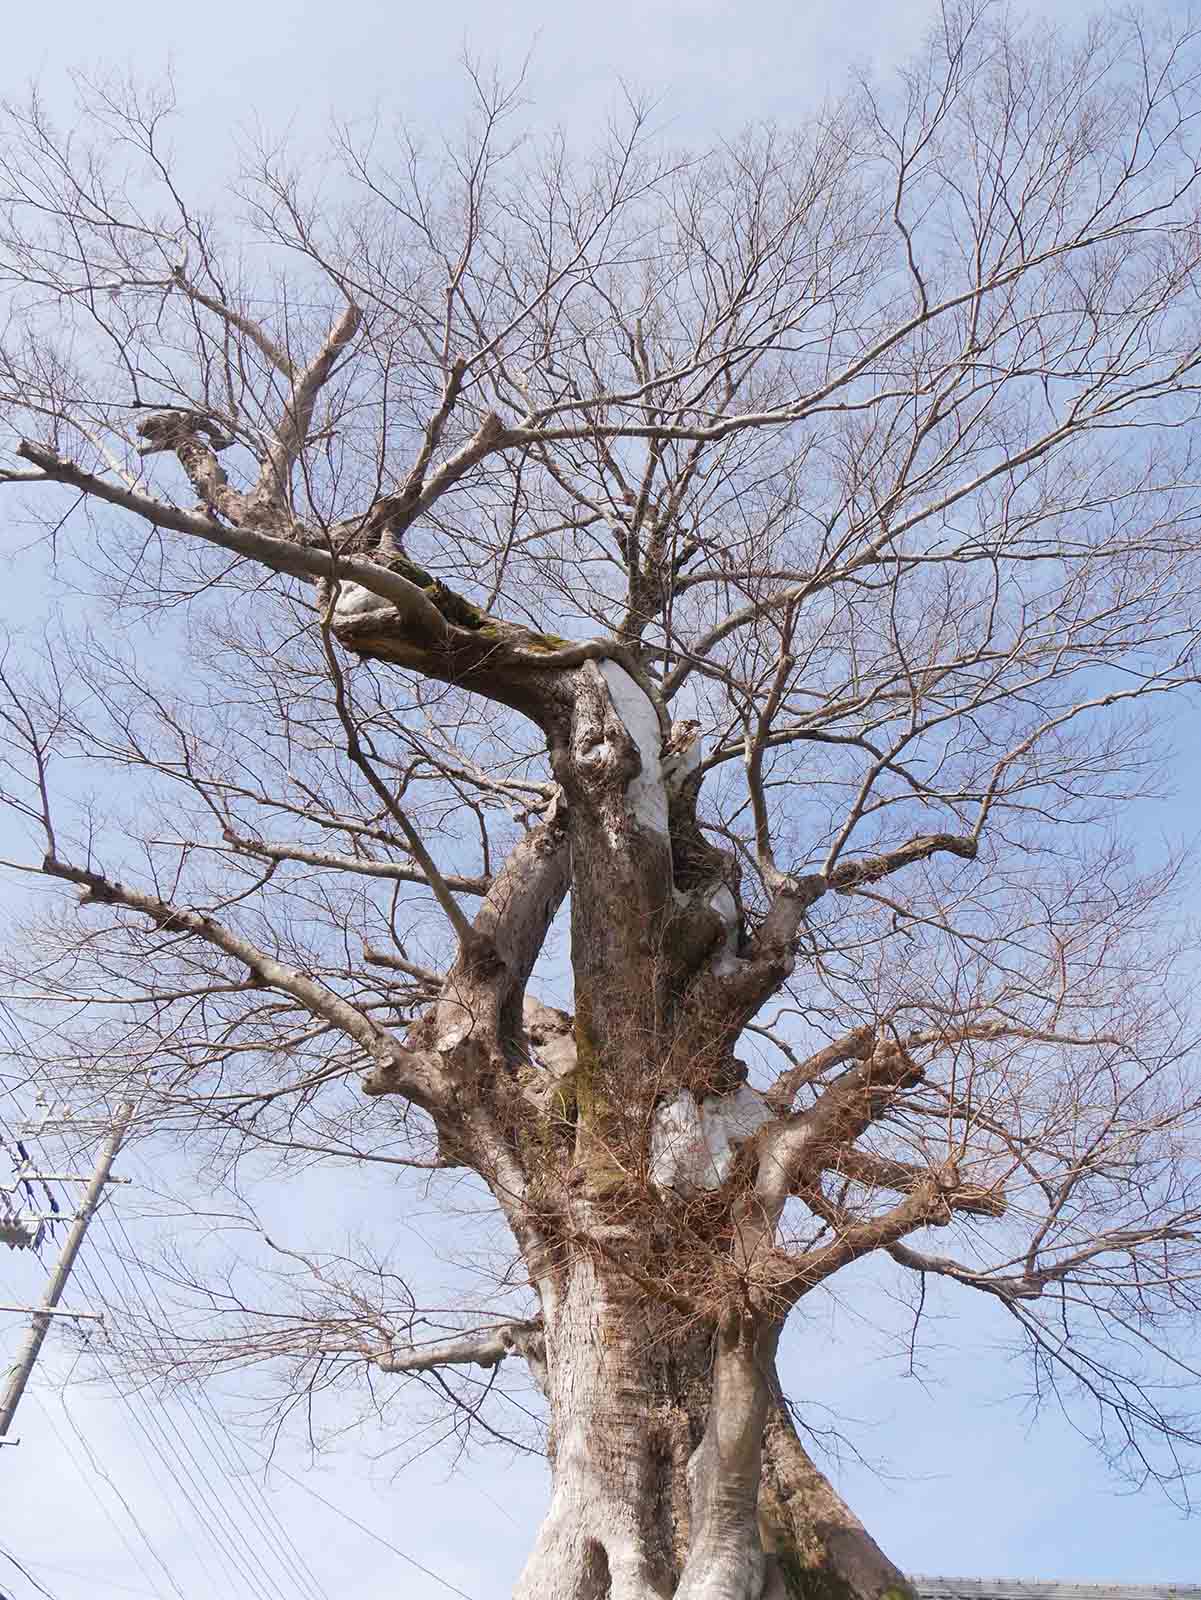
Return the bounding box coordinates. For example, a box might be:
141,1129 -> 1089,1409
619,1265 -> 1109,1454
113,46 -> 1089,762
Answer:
708,884 -> 741,976
650,1084 -> 775,1192
663,729 -> 702,791
598,660 -> 669,836
434,1016 -> 471,1052
650,1091 -> 707,1191
332,580 -> 388,618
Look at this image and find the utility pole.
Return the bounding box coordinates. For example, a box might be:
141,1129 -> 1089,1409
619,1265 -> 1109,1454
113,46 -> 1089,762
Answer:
0,1104 -> 132,1442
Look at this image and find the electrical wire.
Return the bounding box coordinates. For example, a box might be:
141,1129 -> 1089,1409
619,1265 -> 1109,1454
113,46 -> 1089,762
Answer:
63,1209 -> 477,1600
39,1247 -> 233,1597
16,1559 -> 164,1600
79,1150 -> 482,1600
103,1207 -> 332,1600
0,1044 -> 178,1600
0,1069 -> 214,1597
0,1015 -> 474,1600
0,1541 -> 60,1600
68,1251 -> 284,1600
1,1021 -> 318,1600
238,1442 -> 480,1600
87,1209 -> 330,1600
0,1034 -> 53,1252
28,1390 -> 185,1600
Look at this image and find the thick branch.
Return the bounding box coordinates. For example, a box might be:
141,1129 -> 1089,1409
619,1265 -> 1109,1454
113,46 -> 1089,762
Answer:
41,852 -> 441,1109
767,1012 -> 1122,1117
362,812 -> 569,1097
258,299 -> 362,506
220,828 -> 491,895
169,267 -> 296,378
363,358 -> 468,555
756,1041 -> 924,1218
13,441 -> 454,621
705,834 -> 979,1033
785,1163 -> 1005,1299
889,1217 -> 1201,1303
134,410 -> 243,524
829,833 -> 978,891
371,1318 -> 544,1375
834,1148 -> 1007,1218
763,1026 -> 875,1113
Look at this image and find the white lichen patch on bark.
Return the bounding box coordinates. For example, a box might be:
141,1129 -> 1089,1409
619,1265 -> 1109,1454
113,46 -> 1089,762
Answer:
598,659 -> 669,836
650,1084 -> 775,1193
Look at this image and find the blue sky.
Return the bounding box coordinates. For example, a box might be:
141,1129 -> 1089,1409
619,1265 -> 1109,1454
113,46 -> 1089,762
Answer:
1,2 -> 1199,1596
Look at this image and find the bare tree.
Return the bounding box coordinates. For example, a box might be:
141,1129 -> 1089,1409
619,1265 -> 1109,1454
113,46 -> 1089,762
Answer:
1,6 -> 1201,1597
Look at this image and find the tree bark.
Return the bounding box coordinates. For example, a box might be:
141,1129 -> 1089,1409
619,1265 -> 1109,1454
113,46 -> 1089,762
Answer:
514,1254 -> 704,1600
758,1383 -> 912,1600
512,1257 -> 911,1600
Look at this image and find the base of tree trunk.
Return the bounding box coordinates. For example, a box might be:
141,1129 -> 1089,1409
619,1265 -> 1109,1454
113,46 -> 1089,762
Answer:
514,1264 -> 912,1600
758,1398 -> 912,1600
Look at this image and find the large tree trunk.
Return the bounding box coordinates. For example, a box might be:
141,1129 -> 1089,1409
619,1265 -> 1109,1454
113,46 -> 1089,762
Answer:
495,662 -> 915,1599
513,1257 -> 911,1600
513,1255 -> 702,1600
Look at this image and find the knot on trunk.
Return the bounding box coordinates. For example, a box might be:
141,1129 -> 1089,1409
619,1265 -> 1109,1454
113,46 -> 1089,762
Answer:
136,409 -> 235,456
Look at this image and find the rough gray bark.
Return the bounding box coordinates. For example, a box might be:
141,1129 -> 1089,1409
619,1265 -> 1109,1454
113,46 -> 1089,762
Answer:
759,1389 -> 910,1600
505,1259 -> 909,1600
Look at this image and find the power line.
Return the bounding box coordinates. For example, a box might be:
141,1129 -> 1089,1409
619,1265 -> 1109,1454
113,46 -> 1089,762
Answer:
0,1091 -> 212,1597
71,1196 -> 474,1600
68,1251 -> 283,1600
239,1443 -> 480,1600
0,1540 -> 61,1600
76,1257 -> 309,1600
0,1111 -> 128,1438
81,1213 -> 329,1600
0,1023 -> 322,1600
29,1390 -> 186,1600
2,1094 -> 240,1598
0,1071 -> 202,1600
0,1020 -> 461,1600
102,1208 -> 331,1600
16,1558 -> 164,1600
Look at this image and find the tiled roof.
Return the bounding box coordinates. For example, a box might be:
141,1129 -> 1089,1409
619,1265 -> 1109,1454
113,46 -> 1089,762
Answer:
912,1580 -> 1201,1600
